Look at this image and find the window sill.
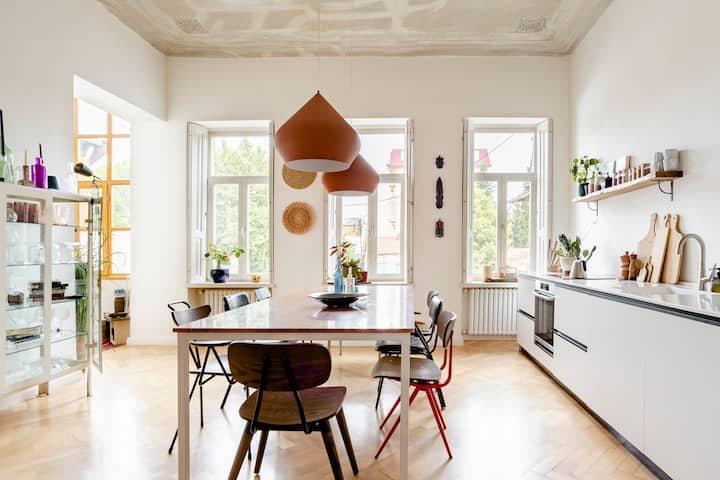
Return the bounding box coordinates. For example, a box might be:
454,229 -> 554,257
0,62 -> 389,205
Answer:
463,282 -> 518,288
326,281 -> 414,286
187,282 -> 273,289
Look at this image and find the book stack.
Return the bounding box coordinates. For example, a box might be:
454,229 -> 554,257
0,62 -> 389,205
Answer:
29,281 -> 68,302
7,325 -> 43,345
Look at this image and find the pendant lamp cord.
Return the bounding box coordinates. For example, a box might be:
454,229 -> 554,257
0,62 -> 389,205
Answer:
316,0 -> 320,90
349,0 -> 354,118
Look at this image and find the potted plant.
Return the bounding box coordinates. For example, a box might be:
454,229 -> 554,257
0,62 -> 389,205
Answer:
557,234 -> 597,275
205,244 -> 245,283
342,257 -> 364,282
329,241 -> 352,292
570,156 -> 600,197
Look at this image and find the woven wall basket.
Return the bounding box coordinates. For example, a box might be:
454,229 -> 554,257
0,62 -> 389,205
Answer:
282,202 -> 314,235
282,164 -> 317,190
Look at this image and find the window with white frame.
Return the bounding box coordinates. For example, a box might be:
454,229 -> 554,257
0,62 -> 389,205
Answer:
187,121 -> 273,283
326,119 -> 413,283
463,118 -> 552,282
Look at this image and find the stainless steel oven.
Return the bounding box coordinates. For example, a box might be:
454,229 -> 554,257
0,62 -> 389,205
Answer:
533,282 -> 555,355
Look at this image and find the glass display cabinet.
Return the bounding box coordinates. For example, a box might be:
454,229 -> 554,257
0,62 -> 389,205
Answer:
1,183 -> 101,398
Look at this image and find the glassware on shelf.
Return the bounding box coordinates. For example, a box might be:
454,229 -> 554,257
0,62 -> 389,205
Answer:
6,202 -> 17,222
52,203 -> 71,226
29,242 -> 45,264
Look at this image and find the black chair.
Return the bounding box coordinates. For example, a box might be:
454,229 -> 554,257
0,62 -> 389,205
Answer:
167,301 -> 237,454
255,287 -> 271,301
224,292 -> 250,311
374,294 -> 444,409
226,342 -> 358,479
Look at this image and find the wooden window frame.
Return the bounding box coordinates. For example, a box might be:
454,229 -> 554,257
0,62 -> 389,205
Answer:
73,98 -> 131,280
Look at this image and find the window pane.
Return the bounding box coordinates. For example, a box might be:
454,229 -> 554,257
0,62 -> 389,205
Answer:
473,132 -> 535,173
359,132 -> 405,174
376,182 -> 402,275
112,115 -> 131,135
471,180 -> 497,275
111,231 -> 131,275
77,99 -> 107,135
112,138 -> 131,180
247,183 -> 269,274
77,138 -> 107,179
111,185 -> 130,228
341,196 -> 368,272
211,136 -> 269,176
506,182 -> 531,272
213,184 -> 240,274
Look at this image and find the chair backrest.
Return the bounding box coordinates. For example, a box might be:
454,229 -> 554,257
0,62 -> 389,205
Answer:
228,342 -> 332,433
228,342 -> 331,392
426,290 -> 439,307
428,295 -> 443,326
436,310 -> 456,348
255,287 -> 271,301
224,292 -> 250,311
170,304 -> 211,326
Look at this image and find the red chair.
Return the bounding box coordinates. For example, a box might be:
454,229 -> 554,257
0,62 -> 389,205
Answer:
371,310 -> 456,459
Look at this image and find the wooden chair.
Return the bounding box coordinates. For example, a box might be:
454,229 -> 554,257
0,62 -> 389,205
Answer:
223,292 -> 250,311
167,301 -> 237,454
226,342 -> 358,480
372,310 -> 457,459
255,287 -> 271,301
374,294 -> 444,409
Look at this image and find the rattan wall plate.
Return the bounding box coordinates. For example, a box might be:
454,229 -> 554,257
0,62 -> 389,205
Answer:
282,164 -> 316,190
282,202 -> 314,235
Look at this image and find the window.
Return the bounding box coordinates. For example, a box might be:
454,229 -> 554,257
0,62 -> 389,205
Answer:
200,123 -> 273,282
326,119 -> 413,282
463,118 -> 552,282
74,98 -> 131,278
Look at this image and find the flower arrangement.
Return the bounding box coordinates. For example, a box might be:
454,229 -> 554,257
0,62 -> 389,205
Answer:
329,241 -> 352,261
205,244 -> 245,269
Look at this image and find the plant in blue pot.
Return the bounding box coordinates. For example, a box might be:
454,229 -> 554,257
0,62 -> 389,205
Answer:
205,244 -> 245,283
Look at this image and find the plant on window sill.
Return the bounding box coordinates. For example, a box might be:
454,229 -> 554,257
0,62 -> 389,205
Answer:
205,244 -> 245,284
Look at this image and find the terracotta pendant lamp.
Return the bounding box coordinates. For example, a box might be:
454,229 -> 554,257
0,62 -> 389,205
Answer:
322,154 -> 379,196
275,91 -> 361,172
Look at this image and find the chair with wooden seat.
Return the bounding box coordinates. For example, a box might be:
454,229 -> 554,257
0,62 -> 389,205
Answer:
374,293 -> 444,409
226,342 -> 358,480
372,310 -> 457,459
254,287 -> 271,301
167,301 -> 237,454
223,292 -> 250,311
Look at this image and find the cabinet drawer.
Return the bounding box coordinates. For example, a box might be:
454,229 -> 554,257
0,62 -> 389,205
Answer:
517,277 -> 534,317
554,288 -> 591,346
517,310 -> 534,352
553,330 -> 589,400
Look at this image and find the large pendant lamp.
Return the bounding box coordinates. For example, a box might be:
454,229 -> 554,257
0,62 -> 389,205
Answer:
275,92 -> 361,172
322,154 -> 379,196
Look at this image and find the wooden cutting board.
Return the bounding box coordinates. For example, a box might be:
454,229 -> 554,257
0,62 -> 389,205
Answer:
649,214 -> 671,283
636,213 -> 658,263
661,214 -> 683,284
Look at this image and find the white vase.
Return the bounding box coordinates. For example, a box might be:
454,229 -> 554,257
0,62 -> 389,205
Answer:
559,255 -> 576,276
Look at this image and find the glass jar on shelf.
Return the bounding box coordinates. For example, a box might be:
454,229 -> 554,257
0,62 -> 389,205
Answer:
29,242 -> 45,264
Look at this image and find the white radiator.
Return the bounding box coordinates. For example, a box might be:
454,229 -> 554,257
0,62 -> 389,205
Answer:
201,288 -> 256,314
464,287 -> 518,335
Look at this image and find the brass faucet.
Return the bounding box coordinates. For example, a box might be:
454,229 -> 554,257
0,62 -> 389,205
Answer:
677,233 -> 711,291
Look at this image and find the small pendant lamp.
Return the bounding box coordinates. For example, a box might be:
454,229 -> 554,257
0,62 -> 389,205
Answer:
322,154 -> 379,196
275,92 -> 361,172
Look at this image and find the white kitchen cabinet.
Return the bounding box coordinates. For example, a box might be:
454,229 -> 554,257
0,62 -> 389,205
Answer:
643,309 -> 720,479
516,310 -> 534,352
553,288 -> 591,346
517,276 -> 534,317
553,332 -> 590,401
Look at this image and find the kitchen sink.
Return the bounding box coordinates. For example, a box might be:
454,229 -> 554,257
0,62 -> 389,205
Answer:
612,284 -> 698,296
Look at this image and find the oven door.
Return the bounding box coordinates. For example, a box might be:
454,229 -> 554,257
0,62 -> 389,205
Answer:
533,288 -> 555,355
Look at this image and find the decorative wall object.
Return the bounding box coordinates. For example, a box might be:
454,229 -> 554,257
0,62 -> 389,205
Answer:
435,155 -> 444,169
322,154 -> 379,196
435,177 -> 444,208
435,219 -> 444,238
275,92 -> 361,172
282,164 -> 316,189
282,202 -> 314,234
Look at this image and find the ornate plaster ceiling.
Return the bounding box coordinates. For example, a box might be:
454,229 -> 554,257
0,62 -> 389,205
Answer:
97,0 -> 611,57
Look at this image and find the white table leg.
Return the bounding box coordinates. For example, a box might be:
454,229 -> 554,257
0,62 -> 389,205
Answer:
399,333 -> 410,480
177,333 -> 190,480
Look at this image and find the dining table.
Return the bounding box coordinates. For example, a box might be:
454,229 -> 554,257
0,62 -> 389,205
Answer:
173,284 -> 415,480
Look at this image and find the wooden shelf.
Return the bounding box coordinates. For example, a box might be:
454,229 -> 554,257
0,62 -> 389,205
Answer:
573,171 -> 683,203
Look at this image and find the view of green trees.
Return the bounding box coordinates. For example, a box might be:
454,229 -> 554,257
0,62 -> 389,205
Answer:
212,138 -> 270,274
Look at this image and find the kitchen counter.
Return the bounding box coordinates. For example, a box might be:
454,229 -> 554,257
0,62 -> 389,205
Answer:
520,272 -> 720,324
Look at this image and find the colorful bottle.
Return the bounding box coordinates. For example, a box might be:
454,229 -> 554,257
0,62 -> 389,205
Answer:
32,156 -> 47,188
333,257 -> 344,293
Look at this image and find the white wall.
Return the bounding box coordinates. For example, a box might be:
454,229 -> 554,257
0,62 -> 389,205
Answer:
129,55 -> 571,344
0,0 -> 166,180
570,0 -> 720,279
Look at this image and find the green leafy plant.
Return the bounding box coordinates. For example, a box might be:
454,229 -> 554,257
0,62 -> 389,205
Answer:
557,233 -> 597,262
570,156 -> 600,184
205,244 -> 245,269
342,258 -> 363,281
